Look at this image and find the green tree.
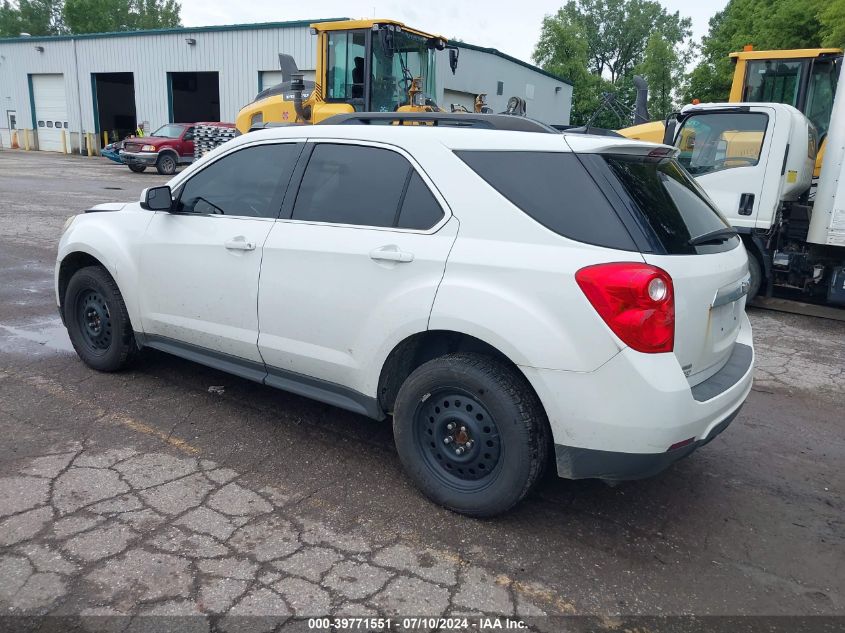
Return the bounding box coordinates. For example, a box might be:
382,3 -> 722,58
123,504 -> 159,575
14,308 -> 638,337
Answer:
533,0 -> 691,126
533,16 -> 611,124
62,0 -> 179,33
683,0 -> 839,103
819,0 -> 845,48
0,0 -> 178,36
554,0 -> 691,82
636,34 -> 680,120
0,0 -> 62,36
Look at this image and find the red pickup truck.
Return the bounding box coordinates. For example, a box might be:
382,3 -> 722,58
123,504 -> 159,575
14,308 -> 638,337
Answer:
121,122 -> 235,175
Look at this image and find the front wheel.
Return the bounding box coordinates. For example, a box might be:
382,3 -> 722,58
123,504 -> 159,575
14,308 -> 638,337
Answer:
127,164 -> 146,173
393,353 -> 550,517
64,266 -> 136,372
155,153 -> 177,175
747,254 -> 763,301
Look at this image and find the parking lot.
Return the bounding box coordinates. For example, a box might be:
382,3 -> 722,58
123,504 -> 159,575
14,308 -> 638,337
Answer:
0,150 -> 843,629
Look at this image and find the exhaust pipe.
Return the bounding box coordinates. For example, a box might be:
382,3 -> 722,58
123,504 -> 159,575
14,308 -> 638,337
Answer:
633,75 -> 650,125
290,73 -> 310,122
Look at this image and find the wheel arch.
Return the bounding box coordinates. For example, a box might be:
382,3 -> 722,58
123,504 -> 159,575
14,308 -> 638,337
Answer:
57,251 -> 105,315
376,329 -> 545,418
57,215 -> 150,332
157,147 -> 179,160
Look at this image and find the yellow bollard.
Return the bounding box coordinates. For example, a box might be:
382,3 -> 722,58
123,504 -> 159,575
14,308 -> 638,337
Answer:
10,130 -> 18,149
86,132 -> 93,157
23,129 -> 30,151
103,130 -> 108,147
61,129 -> 68,154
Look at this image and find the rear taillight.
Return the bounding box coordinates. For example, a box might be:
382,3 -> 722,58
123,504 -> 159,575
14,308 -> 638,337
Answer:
575,262 -> 674,353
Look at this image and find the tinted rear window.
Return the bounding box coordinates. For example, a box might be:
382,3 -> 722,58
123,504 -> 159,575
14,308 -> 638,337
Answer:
455,150 -> 637,251
603,155 -> 738,255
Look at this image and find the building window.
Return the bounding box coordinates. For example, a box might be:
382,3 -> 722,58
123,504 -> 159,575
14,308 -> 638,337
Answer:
497,81 -> 504,96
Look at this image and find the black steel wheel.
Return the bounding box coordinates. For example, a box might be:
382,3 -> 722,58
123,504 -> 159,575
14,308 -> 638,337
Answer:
415,388 -> 503,491
394,353 -> 550,517
64,265 -> 136,372
156,153 -> 177,175
75,289 -> 113,355
128,164 -> 146,173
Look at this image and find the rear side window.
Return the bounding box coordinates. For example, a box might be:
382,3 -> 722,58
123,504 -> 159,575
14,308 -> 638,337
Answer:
603,155 -> 738,255
292,143 -> 443,230
455,150 -> 636,251
397,172 -> 444,230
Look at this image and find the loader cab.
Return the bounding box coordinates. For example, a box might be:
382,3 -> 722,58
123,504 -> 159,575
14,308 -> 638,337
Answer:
321,20 -> 445,113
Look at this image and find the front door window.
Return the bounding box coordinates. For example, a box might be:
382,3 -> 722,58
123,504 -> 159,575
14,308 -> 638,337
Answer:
675,112 -> 769,176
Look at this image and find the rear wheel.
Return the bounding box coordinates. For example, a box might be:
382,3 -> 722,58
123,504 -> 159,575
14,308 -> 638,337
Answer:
155,153 -> 177,175
127,164 -> 146,173
393,353 -> 549,517
64,266 -> 135,372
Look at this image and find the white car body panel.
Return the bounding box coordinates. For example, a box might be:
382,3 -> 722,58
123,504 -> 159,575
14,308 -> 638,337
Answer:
644,244 -> 750,386
258,216 -> 459,395
137,213 -> 275,362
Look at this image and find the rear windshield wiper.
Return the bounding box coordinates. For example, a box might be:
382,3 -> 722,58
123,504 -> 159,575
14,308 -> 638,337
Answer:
687,227 -> 738,246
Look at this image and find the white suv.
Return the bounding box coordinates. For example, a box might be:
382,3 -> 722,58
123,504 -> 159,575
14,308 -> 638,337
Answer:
56,114 -> 754,516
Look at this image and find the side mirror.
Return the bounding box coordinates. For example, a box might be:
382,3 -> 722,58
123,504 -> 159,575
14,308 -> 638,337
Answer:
449,48 -> 459,75
141,185 -> 173,211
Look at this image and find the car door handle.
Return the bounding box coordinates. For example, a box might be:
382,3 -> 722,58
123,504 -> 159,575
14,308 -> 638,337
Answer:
738,193 -> 755,216
369,246 -> 414,263
224,238 -> 256,251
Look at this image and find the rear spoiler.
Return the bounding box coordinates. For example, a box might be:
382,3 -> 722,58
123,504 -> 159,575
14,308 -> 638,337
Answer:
563,134 -> 679,157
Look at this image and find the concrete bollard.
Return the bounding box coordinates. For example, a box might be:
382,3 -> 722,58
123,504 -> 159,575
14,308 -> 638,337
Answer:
86,132 -> 94,157
61,129 -> 68,154
11,130 -> 18,149
23,129 -> 30,151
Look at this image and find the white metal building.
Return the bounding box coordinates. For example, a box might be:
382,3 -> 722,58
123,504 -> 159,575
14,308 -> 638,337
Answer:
0,18 -> 572,152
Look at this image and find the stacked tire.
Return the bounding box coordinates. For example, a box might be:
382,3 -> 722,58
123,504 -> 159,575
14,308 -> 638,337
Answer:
194,124 -> 238,161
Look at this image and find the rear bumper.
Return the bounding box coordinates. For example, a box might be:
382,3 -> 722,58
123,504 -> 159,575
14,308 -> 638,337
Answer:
554,404 -> 742,481
522,311 -> 754,481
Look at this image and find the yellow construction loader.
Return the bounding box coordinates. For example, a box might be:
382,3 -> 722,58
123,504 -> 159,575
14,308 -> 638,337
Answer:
235,19 -> 458,133
620,46 -> 842,176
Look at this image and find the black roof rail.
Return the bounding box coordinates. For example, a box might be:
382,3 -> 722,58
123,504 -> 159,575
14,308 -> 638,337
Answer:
317,112 -> 559,134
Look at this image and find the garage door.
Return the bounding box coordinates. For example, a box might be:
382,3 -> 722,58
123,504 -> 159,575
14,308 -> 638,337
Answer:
31,74 -> 68,152
260,69 -> 315,91
444,89 -> 476,113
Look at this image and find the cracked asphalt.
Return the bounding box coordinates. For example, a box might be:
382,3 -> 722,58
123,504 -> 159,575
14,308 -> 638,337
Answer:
0,150 -> 843,631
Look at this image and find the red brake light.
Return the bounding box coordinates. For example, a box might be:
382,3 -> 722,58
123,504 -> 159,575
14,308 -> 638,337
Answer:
575,263 -> 674,354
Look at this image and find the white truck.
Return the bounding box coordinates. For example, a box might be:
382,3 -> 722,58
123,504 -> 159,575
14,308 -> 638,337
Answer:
663,63 -> 845,305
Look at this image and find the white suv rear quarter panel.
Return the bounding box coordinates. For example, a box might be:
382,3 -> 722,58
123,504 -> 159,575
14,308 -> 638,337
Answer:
423,140 -> 634,372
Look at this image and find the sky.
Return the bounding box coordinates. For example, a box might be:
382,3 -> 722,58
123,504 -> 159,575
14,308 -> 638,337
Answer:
179,0 -> 730,66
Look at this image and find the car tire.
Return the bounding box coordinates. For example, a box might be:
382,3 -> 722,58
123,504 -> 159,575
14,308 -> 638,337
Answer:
747,253 -> 762,300
393,353 -> 550,517
128,164 -> 146,173
156,153 -> 177,175
64,266 -> 136,372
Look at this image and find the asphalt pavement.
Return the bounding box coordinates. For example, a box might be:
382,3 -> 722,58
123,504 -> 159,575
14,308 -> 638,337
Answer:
0,150 -> 843,632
